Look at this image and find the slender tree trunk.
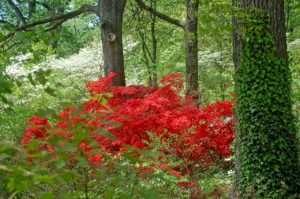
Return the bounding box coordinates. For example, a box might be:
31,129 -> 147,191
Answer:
230,0 -> 299,198
185,0 -> 199,102
150,0 -> 158,87
138,30 -> 153,87
135,0 -> 200,101
99,0 -> 126,86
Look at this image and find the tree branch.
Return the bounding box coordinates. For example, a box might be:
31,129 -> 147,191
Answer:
1,41 -> 22,52
0,4 -> 98,43
35,1 -> 51,12
0,33 -> 14,48
0,19 -> 16,27
45,19 -> 66,31
134,0 -> 185,28
15,4 -> 98,31
2,32 -> 15,43
138,29 -> 153,61
7,0 -> 27,25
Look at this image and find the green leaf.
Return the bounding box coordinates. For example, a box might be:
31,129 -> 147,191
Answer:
95,129 -> 117,141
0,32 -> 4,40
55,160 -> 66,169
38,192 -> 55,199
26,140 -> 40,151
44,86 -> 56,97
76,157 -> 90,168
28,73 -> 36,86
123,152 -> 138,165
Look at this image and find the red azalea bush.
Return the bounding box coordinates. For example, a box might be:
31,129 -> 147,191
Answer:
21,72 -> 234,174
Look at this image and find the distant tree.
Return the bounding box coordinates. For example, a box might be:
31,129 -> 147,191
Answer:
0,0 -> 126,86
230,0 -> 299,198
135,0 -> 199,101
128,0 -> 158,87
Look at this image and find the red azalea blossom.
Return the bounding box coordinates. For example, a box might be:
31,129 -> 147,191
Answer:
21,72 -> 235,176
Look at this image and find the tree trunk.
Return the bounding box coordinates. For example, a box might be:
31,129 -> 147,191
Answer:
150,0 -> 158,87
230,0 -> 299,198
134,0 -> 199,101
185,0 -> 199,102
99,0 -> 126,86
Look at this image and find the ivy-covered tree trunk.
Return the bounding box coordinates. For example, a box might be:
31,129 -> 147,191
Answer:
99,0 -> 126,86
230,0 -> 299,198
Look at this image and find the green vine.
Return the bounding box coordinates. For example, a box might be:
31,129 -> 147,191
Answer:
235,14 -> 299,198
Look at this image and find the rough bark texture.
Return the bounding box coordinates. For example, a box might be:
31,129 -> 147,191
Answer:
230,2 -> 242,197
230,0 -> 299,198
185,0 -> 199,101
232,0 -> 288,72
99,0 -> 126,86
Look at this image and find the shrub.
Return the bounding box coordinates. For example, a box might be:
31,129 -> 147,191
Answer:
18,72 -> 234,197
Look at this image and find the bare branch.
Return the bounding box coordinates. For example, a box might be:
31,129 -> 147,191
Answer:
7,0 -> 27,25
135,0 -> 185,28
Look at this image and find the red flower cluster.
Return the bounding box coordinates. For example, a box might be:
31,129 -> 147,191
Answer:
21,73 -> 234,172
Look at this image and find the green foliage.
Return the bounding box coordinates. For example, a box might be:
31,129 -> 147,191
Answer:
1,0 -> 299,198
0,129 -> 192,198
286,0 -> 300,40
235,14 -> 299,198
123,1 -> 186,86
55,20 -> 100,58
196,0 -> 234,104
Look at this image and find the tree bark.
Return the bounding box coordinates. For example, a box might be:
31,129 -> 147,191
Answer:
150,0 -> 158,87
230,0 -> 299,198
99,0 -> 126,86
185,0 -> 199,100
